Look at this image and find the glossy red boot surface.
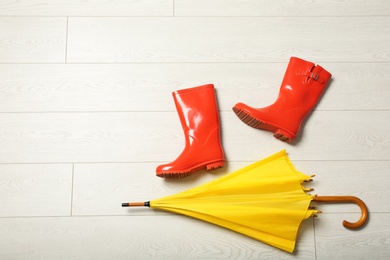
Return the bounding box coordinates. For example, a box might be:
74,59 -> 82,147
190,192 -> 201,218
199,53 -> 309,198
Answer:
156,84 -> 225,178
233,57 -> 332,142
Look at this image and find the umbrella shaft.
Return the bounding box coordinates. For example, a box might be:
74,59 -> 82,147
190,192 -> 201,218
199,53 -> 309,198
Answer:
122,201 -> 150,207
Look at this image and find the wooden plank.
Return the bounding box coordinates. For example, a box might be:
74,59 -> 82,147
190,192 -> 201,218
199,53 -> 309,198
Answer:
175,0 -> 390,17
0,17 -> 67,63
1,63 -> 389,112
73,162 -> 232,216
72,160 -> 389,216
0,0 -> 173,17
224,110 -> 390,161
0,111 -> 389,163
315,213 -> 390,259
67,17 -> 390,63
0,164 -> 72,217
0,216 -> 315,259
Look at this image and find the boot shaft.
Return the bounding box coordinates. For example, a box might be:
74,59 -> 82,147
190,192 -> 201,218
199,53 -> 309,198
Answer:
173,84 -> 220,144
279,57 -> 332,110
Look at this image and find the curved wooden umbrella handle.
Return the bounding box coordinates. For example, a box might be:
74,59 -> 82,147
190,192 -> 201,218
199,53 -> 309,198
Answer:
313,196 -> 368,229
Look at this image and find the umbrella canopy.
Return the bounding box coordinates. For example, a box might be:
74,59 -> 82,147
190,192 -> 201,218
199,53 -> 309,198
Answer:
123,150 -> 367,253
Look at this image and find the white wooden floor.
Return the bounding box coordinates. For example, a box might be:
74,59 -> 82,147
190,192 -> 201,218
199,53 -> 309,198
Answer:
1,1 -> 390,259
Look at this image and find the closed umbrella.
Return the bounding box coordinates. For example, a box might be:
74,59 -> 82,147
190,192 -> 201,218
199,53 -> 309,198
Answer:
123,150 -> 368,253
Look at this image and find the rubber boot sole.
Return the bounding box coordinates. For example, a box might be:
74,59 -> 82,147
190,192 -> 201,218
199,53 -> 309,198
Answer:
232,107 -> 294,143
156,160 -> 224,179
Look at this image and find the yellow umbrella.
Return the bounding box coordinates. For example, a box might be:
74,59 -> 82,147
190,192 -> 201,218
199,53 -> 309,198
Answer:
123,150 -> 368,253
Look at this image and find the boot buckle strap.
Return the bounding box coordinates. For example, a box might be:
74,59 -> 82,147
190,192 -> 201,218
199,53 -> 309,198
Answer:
299,70 -> 325,84
310,72 -> 319,81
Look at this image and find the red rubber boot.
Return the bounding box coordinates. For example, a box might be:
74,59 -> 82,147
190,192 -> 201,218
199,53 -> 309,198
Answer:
233,57 -> 332,142
156,84 -> 225,178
